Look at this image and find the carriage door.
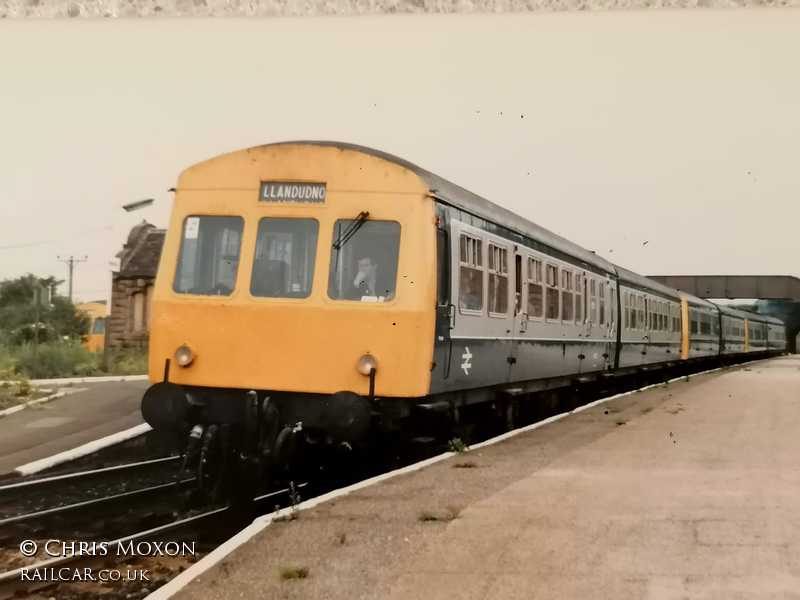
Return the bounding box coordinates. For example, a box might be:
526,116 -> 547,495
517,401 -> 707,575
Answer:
434,217 -> 453,379
508,251 -> 526,379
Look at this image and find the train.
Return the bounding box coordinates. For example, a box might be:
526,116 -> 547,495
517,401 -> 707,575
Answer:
141,141 -> 786,486
77,301 -> 107,353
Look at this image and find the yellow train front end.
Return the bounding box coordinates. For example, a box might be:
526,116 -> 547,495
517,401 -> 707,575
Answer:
142,143 -> 437,479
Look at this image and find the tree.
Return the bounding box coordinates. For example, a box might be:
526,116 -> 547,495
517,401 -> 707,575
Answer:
0,274 -> 89,346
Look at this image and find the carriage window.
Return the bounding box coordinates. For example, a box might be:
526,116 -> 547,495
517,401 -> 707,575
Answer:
638,296 -> 645,331
458,234 -> 483,312
629,295 -> 635,330
575,274 -> 584,323
600,284 -> 606,326
700,314 -> 711,335
690,315 -> 698,335
251,218 -> 318,298
527,257 -> 544,319
561,269 -> 574,322
487,244 -> 509,315
328,220 -> 400,301
588,279 -> 597,325
624,292 -> 630,329
436,228 -> 449,306
545,263 -> 559,320
610,287 -> 616,327
174,216 -> 244,296
92,317 -> 106,335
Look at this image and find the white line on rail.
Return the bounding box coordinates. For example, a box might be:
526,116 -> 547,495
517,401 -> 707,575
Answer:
14,422 -> 153,476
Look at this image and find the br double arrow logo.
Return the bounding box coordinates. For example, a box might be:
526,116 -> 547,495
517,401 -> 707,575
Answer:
461,347 -> 473,375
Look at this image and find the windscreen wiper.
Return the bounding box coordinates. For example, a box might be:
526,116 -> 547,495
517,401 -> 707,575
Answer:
332,211 -> 370,250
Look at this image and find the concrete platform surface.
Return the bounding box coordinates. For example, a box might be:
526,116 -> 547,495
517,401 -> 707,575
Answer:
0,380 -> 148,475
172,356 -> 800,600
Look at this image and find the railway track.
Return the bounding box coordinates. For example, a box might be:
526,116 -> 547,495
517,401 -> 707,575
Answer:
0,456 -> 183,521
0,360 -> 759,598
0,482 -> 307,600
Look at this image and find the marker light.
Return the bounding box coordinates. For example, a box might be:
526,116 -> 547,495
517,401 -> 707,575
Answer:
175,344 -> 194,367
356,354 -> 378,376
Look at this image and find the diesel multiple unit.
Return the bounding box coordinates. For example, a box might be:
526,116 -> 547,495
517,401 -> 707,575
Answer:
141,142 -> 786,480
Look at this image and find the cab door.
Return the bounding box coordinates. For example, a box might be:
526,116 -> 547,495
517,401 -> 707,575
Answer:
433,216 -> 453,380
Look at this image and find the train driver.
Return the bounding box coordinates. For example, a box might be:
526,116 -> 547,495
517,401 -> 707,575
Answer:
351,255 -> 393,300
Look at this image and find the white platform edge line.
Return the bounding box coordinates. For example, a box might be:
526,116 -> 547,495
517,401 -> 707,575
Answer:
146,358 -> 765,600
0,391 -> 67,418
28,374 -> 149,386
0,388 -> 89,419
14,422 -> 153,476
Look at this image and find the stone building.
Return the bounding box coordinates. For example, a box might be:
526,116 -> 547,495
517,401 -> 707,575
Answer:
108,221 -> 166,350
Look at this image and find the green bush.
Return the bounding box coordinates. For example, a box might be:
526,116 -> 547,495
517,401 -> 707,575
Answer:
103,348 -> 148,376
13,342 -> 100,379
0,345 -> 16,372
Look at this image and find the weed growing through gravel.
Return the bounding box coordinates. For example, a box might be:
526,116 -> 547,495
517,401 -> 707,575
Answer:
418,505 -> 461,522
453,461 -> 477,469
273,481 -> 302,522
447,438 -> 468,453
279,566 -> 309,581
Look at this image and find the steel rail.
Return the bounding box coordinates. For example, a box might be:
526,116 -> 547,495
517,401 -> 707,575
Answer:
0,456 -> 180,494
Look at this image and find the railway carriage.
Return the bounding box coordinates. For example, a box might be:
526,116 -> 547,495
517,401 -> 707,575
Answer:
683,294 -> 720,359
141,141 -> 786,486
767,318 -> 786,351
616,267 -> 682,369
719,305 -> 749,356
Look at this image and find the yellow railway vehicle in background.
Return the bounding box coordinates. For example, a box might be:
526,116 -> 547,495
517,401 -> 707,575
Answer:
77,301 -> 108,353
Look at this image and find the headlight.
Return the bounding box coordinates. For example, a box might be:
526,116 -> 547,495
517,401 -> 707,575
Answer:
175,344 -> 194,367
356,354 -> 377,376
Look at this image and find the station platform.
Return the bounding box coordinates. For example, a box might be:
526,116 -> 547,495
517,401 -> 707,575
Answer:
0,379 -> 148,476
166,355 -> 800,600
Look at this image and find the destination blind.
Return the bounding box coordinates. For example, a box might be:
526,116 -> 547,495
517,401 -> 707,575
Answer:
259,181 -> 326,203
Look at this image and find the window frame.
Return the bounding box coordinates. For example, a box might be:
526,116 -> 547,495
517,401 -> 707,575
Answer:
250,216 -> 320,300
544,262 -> 560,322
525,255 -> 545,321
173,214 -> 245,297
327,218 -> 402,303
487,242 -> 510,318
457,232 -> 485,316
560,268 -> 574,323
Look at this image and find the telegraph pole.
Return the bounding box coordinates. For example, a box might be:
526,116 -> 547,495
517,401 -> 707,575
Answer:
57,255 -> 88,302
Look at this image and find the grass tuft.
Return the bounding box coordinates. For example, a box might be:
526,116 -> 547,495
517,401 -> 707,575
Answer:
447,437 -> 468,453
453,461 -> 477,469
418,505 -> 461,523
279,566 -> 308,581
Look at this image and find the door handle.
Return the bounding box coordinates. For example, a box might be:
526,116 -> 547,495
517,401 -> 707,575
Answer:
448,303 -> 456,330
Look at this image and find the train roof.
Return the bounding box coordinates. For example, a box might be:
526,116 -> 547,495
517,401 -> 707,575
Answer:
251,143 -> 781,318
260,141 -> 620,276
716,304 -> 785,325
613,265 -> 682,300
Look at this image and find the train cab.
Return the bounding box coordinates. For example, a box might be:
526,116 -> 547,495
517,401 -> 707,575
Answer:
143,142 -> 438,453
77,301 -> 108,353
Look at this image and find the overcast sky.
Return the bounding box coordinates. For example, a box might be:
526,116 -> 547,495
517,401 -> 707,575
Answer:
1,10 -> 798,303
